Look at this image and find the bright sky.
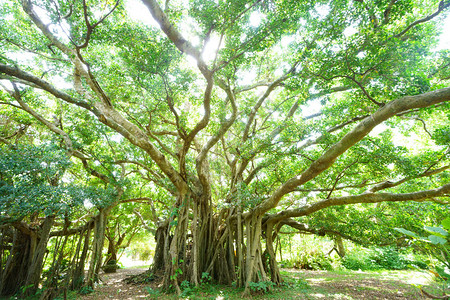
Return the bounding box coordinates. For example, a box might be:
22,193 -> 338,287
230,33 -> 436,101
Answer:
125,0 -> 450,58
436,14 -> 450,50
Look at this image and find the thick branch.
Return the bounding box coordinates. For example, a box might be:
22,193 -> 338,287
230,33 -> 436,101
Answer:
140,0 -> 210,76
280,218 -> 366,245
0,64 -> 187,194
81,159 -> 110,184
242,66 -> 297,142
252,86 -> 450,215
0,64 -> 92,111
133,209 -> 156,233
3,83 -> 74,155
20,0 -> 72,54
268,182 -> 450,222
383,0 -> 397,24
196,84 -> 237,194
369,165 -> 450,193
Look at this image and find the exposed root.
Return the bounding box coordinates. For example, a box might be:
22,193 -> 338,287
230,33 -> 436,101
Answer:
122,269 -> 161,285
421,287 -> 449,300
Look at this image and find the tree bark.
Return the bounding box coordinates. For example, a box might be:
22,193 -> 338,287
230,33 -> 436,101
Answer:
24,216 -> 55,296
71,227 -> 91,290
85,210 -> 107,288
334,235 -> 346,258
265,221 -> 282,284
0,229 -> 30,296
152,224 -> 167,272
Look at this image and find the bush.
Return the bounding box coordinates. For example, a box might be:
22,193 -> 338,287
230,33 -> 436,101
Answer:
78,286 -> 94,295
371,247 -> 406,270
342,249 -> 379,270
343,246 -> 422,271
145,286 -> 162,298
180,280 -> 194,297
248,280 -> 275,294
285,249 -> 341,271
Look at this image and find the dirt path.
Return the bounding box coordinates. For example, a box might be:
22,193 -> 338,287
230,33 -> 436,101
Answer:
79,268 -> 150,300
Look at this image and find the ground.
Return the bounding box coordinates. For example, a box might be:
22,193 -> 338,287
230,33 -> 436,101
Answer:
79,268 -> 149,300
78,267 -> 446,299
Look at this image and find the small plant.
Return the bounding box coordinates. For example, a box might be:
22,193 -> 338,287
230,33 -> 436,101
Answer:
295,277 -> 310,290
180,280 -> 194,297
145,286 -> 162,298
78,286 -> 94,295
19,284 -> 34,295
283,246 -> 342,271
144,272 -> 155,283
54,290 -> 79,300
201,272 -> 212,283
293,250 -> 337,270
170,267 -> 183,281
248,280 -> 275,294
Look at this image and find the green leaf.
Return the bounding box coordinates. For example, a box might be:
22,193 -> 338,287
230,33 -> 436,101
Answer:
394,227 -> 420,238
424,226 -> 448,238
435,266 -> 450,280
442,217 -> 450,231
427,235 -> 447,245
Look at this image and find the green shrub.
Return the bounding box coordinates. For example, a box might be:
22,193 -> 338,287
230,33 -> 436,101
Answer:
78,286 -> 94,295
343,246 -> 422,271
145,286 -> 162,298
248,280 -> 275,294
371,247 -> 407,270
287,249 -> 341,270
342,249 -> 379,270
180,280 -> 194,297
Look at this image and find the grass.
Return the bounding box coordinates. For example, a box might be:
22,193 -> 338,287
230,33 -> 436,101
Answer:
126,264 -> 151,269
141,269 -> 444,299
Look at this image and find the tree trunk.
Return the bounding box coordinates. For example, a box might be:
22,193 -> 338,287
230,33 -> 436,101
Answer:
0,217 -> 56,297
265,221 -> 282,285
71,227 -> 91,290
24,216 -> 55,296
162,194 -> 190,294
137,194 -> 282,295
0,228 -> 31,296
85,210 -> 107,287
105,239 -> 118,263
152,224 -> 167,272
334,235 -> 346,258
243,214 -> 268,295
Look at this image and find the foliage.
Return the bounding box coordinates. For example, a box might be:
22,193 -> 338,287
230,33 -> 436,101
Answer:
395,217 -> 450,284
248,280 -> 275,294
285,249 -> 340,271
201,272 -> 212,284
370,247 -> 408,270
0,144 -> 71,217
180,280 -> 194,297
127,242 -> 154,262
145,286 -> 162,298
0,144 -> 116,223
342,246 -> 425,271
78,286 -> 94,295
